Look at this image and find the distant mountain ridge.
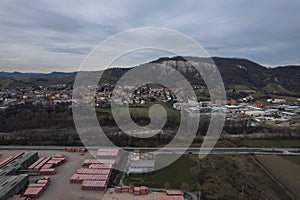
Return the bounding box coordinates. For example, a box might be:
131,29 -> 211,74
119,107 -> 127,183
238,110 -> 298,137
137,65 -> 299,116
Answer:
0,71 -> 77,78
0,57 -> 299,97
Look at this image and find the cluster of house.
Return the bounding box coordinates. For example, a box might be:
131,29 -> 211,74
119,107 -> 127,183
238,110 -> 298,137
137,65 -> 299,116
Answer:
0,83 -> 178,109
2,84 -> 299,127
174,97 -> 300,126
95,84 -> 175,107
0,84 -> 72,109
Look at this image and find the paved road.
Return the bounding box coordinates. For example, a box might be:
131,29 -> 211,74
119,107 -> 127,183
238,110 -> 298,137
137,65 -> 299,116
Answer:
0,145 -> 299,155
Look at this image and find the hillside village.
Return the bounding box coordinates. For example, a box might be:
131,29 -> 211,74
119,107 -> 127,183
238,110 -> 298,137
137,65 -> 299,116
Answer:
0,81 -> 299,129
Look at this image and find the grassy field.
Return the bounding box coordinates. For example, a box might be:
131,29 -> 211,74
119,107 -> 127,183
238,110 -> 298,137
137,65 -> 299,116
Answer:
191,139 -> 237,147
241,139 -> 300,148
96,102 -> 179,117
280,155 -> 300,166
255,155 -> 300,199
194,155 -> 290,200
123,154 -> 290,199
95,107 -> 112,113
124,154 -> 200,191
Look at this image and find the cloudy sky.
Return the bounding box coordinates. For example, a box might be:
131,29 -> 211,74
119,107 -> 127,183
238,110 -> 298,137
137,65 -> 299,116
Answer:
0,0 -> 299,72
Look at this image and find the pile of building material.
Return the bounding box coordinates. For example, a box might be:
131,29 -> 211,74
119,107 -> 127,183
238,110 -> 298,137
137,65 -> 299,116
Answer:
82,159 -> 115,167
89,163 -> 113,170
166,190 -> 184,196
81,180 -> 107,191
96,149 -> 119,159
0,156 -> 15,168
70,174 -> 109,184
64,148 -> 87,153
70,148 -> 119,191
27,154 -> 66,175
77,168 -> 111,175
7,195 -> 30,200
153,190 -> 184,200
153,196 -> 184,200
114,186 -> 149,196
23,176 -> 50,199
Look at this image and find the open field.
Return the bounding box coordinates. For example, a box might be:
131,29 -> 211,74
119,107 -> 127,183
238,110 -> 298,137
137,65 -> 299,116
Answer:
255,155 -> 300,199
191,139 -> 237,147
280,155 -> 300,166
241,139 -> 300,148
194,154 -> 291,200
124,154 -> 291,199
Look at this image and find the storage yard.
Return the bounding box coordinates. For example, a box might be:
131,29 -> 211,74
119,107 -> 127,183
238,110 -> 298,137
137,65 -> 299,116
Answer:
69,148 -> 120,192
0,150 -> 109,200
1,148 -> 184,200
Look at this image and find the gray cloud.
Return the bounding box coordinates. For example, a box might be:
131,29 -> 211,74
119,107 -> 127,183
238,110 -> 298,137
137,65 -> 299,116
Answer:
45,47 -> 92,55
0,0 -> 299,72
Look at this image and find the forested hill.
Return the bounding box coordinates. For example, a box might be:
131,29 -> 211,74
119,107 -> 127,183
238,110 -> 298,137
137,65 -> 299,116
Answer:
1,57 -> 299,96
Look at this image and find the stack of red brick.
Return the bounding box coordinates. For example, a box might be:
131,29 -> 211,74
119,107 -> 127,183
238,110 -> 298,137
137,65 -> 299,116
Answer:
0,156 -> 15,168
70,174 -> 109,184
23,177 -> 51,199
96,149 -> 119,159
81,180 -> 107,191
77,168 -> 111,175
64,148 -> 87,153
82,159 -> 115,167
153,196 -> 184,200
115,186 -> 149,196
27,154 -> 66,175
88,163 -> 113,170
153,190 -> 184,200
69,148 -> 120,191
7,195 -> 30,200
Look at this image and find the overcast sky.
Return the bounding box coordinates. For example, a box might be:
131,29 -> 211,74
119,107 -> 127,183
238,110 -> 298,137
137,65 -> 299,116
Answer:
0,0 -> 299,72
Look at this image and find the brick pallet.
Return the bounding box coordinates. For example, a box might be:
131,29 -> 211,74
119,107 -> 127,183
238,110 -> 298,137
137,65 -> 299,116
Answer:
166,190 -> 184,196
153,196 -> 184,200
70,174 -> 109,184
34,157 -> 51,171
23,187 -> 43,199
7,195 -> 29,200
82,159 -> 115,166
28,157 -> 46,171
76,168 -> 111,175
23,177 -> 51,199
41,163 -> 53,169
88,163 -> 113,170
0,156 -> 14,168
81,180 -> 107,191
39,168 -> 56,175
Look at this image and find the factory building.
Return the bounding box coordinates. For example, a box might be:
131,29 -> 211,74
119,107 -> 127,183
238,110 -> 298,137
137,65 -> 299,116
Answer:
0,174 -> 29,200
0,152 -> 38,200
0,152 -> 38,176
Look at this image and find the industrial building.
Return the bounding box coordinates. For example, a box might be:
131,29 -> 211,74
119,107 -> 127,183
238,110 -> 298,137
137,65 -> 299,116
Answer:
128,151 -> 155,174
0,152 -> 38,200
0,174 -> 29,200
0,152 -> 38,176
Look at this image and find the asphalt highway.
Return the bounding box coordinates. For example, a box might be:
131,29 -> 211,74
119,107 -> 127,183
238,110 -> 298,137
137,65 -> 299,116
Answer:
0,145 -> 299,155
